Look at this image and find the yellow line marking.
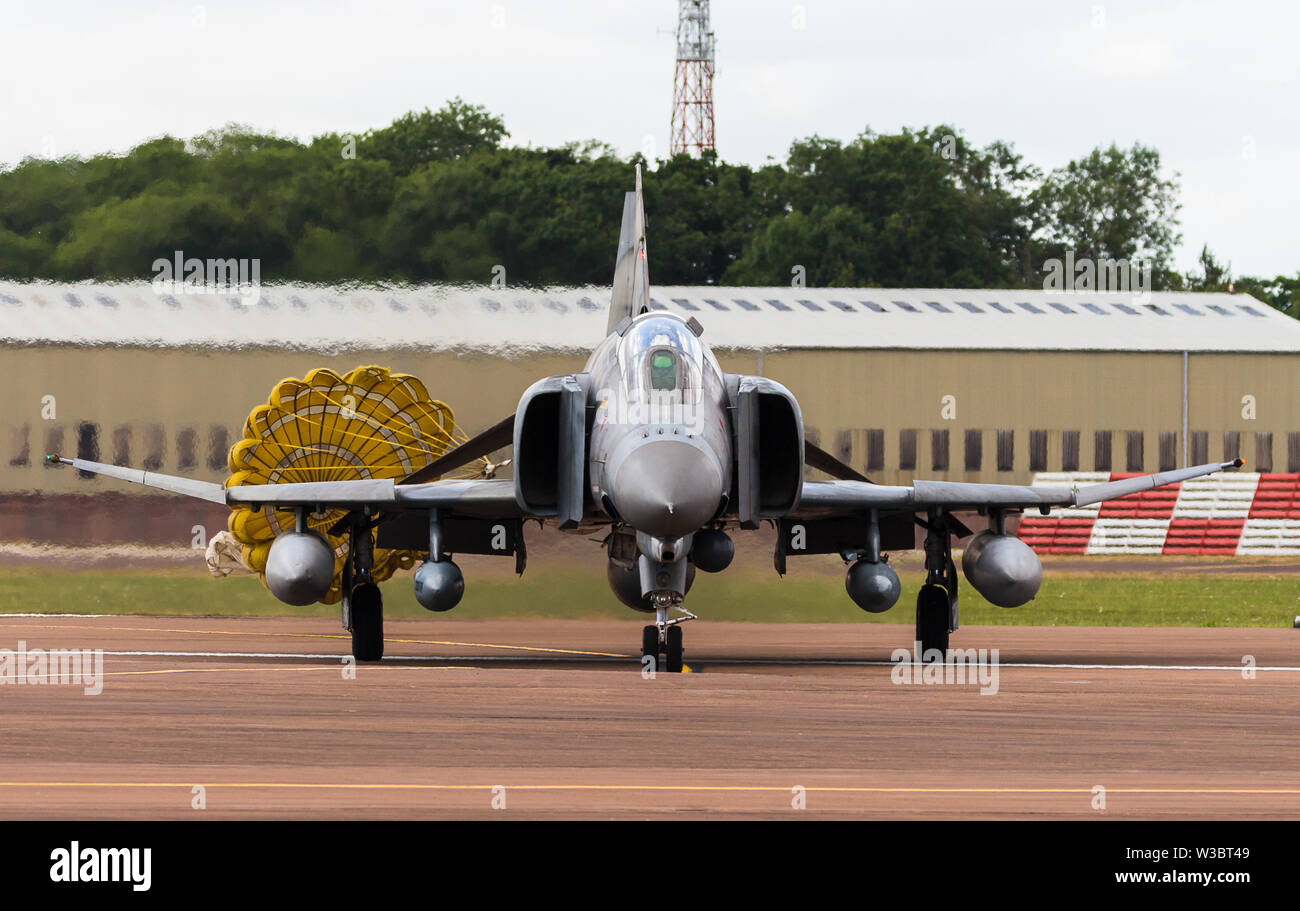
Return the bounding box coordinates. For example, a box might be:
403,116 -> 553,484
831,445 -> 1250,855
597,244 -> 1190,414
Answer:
0,621 -> 630,659
0,783 -> 1296,795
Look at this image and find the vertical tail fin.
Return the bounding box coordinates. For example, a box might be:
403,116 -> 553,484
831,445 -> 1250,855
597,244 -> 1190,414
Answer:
606,164 -> 651,334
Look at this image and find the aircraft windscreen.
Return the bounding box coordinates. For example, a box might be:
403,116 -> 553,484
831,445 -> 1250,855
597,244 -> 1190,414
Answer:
619,316 -> 704,403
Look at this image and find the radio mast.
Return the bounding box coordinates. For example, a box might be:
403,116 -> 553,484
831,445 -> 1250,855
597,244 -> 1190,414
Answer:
670,0 -> 716,156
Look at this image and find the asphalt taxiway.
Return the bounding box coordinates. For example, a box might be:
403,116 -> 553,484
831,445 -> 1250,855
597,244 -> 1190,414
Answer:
1,616 -> 1296,819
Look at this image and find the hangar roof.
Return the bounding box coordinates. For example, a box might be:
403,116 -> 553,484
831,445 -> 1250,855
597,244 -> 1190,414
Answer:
2,281 -> 1297,354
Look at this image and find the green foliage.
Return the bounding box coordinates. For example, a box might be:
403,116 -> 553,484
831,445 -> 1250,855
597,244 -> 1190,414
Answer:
0,100 -> 1290,311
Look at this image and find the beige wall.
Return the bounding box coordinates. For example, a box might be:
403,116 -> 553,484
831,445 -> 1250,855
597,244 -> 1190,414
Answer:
5,345 -> 1298,496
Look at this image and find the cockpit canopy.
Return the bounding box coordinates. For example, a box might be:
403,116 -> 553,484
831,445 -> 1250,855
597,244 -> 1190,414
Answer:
617,315 -> 707,403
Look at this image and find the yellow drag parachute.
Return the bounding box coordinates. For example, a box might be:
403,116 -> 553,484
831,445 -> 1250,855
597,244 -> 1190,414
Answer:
225,366 -> 471,604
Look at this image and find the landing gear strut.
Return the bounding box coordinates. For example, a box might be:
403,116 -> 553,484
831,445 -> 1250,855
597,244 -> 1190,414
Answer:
340,510 -> 384,661
916,509 -> 958,661
641,599 -> 694,672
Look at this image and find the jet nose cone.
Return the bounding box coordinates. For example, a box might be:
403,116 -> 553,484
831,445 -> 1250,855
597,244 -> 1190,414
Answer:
611,438 -> 724,538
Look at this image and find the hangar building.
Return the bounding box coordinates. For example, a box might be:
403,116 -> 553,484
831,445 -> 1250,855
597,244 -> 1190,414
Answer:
4,281 -> 1300,546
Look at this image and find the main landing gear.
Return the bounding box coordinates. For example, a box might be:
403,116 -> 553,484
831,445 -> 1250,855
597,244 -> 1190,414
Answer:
340,511 -> 384,662
916,510 -> 959,661
641,600 -> 695,673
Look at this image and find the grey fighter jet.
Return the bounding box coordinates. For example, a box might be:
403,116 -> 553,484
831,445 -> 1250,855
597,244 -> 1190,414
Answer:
51,167 -> 1241,670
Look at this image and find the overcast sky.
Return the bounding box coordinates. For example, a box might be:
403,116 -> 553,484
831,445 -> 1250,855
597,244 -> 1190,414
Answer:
4,0 -> 1296,276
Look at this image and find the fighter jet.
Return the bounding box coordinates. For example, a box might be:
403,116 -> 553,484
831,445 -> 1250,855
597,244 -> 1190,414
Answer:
50,167 -> 1241,670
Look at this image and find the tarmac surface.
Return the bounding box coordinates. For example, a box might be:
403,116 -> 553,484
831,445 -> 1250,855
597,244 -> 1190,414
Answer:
1,614 -> 1297,819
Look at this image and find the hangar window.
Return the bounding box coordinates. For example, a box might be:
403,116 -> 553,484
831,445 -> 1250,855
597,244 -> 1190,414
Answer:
1081,303 -> 1108,315
1061,431 -> 1080,471
986,301 -> 1013,313
545,299 -> 568,314
418,300 -> 437,316
703,299 -> 728,311
731,299 -> 760,311
892,300 -> 920,313
672,298 -> 700,311
65,293 -> 84,308
177,428 -> 198,471
828,300 -> 854,312
964,429 -> 982,471
899,429 -> 917,471
290,295 -> 308,310
1239,305 -> 1266,317
1158,432 -> 1177,472
1144,304 -> 1171,316
1190,431 -> 1208,465
1029,430 -> 1048,472
1174,304 -> 1203,316
648,300 -> 667,311
956,301 -> 982,313
578,297 -> 601,311
514,299 -> 535,312
765,299 -> 792,312
1206,304 -> 1232,316
797,299 -> 823,312
834,430 -> 853,464
1094,431 -> 1113,472
8,424 -> 30,467
1114,303 -> 1140,315
0,293 -> 20,305
96,295 -> 119,308
996,430 -> 1015,472
860,300 -> 887,312
143,424 -> 165,472
112,426 -> 131,467
44,426 -> 64,466
866,429 -> 885,472
1126,431 -> 1145,472
479,299 -> 502,312
208,426 -> 230,471
76,422 -> 100,480
931,429 -> 950,471
1223,431 -> 1241,464
1288,433 -> 1300,473
388,298 -> 407,312
1017,302 -> 1044,314
1048,302 -> 1075,314
926,301 -> 951,313
1255,432 -> 1274,473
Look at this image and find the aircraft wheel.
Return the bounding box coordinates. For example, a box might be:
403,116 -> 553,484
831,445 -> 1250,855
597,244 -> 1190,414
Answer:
351,583 -> 384,662
641,625 -> 660,671
665,625 -> 684,673
915,584 -> 949,661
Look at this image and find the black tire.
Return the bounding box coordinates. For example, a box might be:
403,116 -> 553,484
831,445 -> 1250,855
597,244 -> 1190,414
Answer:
915,584 -> 950,660
351,583 -> 384,661
641,625 -> 660,672
665,625 -> 684,673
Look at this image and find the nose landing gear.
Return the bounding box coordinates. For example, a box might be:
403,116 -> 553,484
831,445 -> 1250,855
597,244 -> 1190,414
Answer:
641,599 -> 696,672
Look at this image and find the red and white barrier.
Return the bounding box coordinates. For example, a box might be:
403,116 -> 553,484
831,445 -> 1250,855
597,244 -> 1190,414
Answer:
1017,472 -> 1300,555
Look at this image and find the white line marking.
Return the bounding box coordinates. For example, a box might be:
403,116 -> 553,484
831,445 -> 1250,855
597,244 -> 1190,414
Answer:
90,650 -> 1300,671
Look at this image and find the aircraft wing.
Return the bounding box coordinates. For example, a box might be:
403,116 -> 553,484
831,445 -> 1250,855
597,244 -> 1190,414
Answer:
47,456 -> 525,517
792,459 -> 1243,519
